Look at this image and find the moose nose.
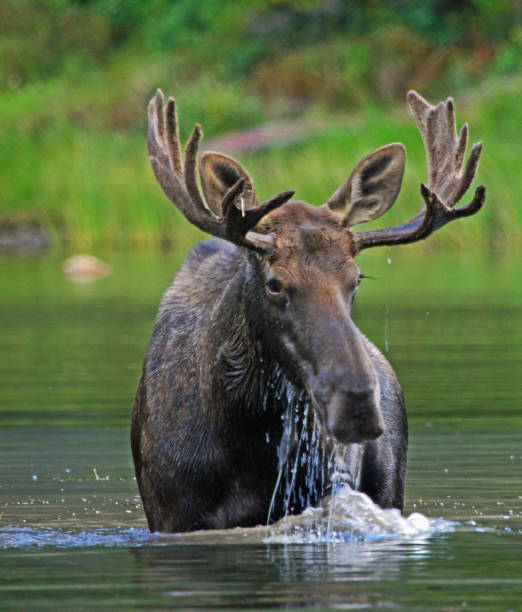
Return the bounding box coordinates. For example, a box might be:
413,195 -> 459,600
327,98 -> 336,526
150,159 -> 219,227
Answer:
326,388 -> 384,444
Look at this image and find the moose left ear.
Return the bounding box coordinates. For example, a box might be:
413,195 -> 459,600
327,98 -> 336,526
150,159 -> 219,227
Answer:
199,151 -> 258,217
327,144 -> 406,227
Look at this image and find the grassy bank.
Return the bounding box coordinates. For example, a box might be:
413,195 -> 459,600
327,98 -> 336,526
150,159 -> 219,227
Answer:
1,75 -> 520,252
0,1 -> 520,252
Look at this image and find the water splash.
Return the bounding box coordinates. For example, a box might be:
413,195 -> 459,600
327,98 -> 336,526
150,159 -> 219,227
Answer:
264,389 -> 453,544
266,486 -> 454,544
0,526 -> 154,550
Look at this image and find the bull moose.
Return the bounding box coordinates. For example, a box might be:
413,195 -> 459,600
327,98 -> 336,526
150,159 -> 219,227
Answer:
131,90 -> 485,533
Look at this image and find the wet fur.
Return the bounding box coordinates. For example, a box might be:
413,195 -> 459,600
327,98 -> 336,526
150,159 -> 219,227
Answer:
131,236 -> 407,532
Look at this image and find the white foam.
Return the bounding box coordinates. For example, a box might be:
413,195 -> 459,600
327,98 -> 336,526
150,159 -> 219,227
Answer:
265,485 -> 454,543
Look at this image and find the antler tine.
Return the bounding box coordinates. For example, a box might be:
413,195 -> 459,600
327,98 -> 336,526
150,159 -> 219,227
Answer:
353,91 -> 485,252
147,89 -> 294,252
165,97 -> 183,174
183,123 -> 211,216
453,141 -> 482,204
243,190 -> 296,228
446,97 -> 457,142
154,89 -> 166,142
454,122 -> 468,174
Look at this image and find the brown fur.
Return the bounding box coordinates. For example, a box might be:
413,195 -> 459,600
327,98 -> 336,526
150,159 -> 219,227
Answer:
132,199 -> 408,532
132,89 -> 484,532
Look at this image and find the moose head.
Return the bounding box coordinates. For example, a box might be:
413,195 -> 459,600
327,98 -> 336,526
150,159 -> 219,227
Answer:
147,90 -> 485,446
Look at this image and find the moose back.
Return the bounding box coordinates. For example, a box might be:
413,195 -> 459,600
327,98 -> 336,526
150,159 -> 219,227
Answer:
131,90 -> 485,533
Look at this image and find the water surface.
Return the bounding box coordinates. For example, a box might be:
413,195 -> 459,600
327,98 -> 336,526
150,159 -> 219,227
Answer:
1,251 -> 520,610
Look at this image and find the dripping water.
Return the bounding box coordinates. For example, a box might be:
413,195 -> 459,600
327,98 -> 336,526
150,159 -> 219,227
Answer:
264,382 -> 444,543
326,443 -> 364,539
266,384 -> 367,537
266,385 -> 328,526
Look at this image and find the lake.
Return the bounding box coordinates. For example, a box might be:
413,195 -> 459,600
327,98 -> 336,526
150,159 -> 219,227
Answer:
1,249 -> 520,610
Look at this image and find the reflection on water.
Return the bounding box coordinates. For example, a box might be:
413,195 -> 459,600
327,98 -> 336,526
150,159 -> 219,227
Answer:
1,532 -> 519,610
0,251 -> 521,609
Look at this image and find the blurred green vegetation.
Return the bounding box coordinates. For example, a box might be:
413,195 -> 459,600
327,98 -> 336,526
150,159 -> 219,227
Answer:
0,0 -> 520,251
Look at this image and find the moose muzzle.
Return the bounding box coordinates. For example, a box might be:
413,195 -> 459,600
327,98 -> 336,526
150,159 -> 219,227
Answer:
325,386 -> 384,443
308,314 -> 385,445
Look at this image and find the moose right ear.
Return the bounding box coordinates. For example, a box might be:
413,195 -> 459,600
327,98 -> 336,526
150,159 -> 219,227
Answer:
199,152 -> 258,217
327,144 -> 406,227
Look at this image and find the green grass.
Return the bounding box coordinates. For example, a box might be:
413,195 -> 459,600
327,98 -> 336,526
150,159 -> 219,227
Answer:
1,67 -> 520,252
1,0 -> 520,251
1,1 -> 520,253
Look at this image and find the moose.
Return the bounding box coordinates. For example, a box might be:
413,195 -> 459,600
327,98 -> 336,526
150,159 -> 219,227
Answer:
131,89 -> 485,533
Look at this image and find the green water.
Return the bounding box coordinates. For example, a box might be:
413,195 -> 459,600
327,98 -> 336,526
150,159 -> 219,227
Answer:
1,249 -> 521,610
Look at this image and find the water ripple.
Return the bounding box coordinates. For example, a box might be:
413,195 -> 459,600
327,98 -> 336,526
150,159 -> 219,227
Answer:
0,526 -> 155,550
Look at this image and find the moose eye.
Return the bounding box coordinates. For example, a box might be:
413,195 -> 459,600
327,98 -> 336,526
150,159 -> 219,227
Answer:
265,278 -> 283,297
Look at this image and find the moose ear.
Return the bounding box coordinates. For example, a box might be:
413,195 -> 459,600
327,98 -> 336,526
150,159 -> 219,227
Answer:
199,152 -> 258,217
327,144 -> 406,227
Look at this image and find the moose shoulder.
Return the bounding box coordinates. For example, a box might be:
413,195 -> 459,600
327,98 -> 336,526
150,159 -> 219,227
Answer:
131,90 -> 485,533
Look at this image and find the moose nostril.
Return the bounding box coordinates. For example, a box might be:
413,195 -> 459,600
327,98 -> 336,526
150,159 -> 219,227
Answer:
367,422 -> 384,440
326,388 -> 384,444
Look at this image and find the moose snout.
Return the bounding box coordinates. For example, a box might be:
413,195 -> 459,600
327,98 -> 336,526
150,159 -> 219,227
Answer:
325,388 -> 384,444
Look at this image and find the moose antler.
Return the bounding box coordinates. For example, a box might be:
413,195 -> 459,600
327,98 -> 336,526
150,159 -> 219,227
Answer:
148,89 -> 294,252
353,91 -> 486,251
